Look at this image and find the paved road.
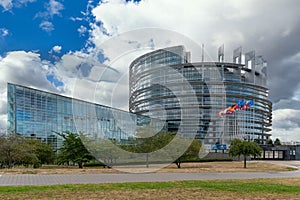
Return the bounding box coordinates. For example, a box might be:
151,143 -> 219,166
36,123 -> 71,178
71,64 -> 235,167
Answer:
0,161 -> 300,186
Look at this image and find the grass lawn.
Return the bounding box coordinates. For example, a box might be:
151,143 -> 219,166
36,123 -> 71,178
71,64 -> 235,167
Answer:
0,178 -> 300,199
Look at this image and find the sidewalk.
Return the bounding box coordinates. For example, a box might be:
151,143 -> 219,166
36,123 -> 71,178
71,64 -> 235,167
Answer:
0,169 -> 300,186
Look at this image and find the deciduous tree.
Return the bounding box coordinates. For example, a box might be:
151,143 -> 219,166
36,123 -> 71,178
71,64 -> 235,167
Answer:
229,138 -> 262,168
0,134 -> 53,168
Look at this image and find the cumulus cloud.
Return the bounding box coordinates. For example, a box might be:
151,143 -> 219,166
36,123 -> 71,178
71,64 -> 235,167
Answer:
51,45 -> 62,53
272,109 -> 300,141
271,100 -> 300,142
0,51 -> 53,90
46,49 -> 122,103
90,0 -> 300,53
88,0 -> 300,94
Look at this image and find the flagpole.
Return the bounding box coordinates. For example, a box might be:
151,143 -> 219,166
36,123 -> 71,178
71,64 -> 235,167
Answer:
243,99 -> 245,140
234,111 -> 237,139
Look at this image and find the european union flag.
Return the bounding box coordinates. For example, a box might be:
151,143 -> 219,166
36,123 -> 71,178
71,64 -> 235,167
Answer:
247,99 -> 254,107
237,99 -> 245,109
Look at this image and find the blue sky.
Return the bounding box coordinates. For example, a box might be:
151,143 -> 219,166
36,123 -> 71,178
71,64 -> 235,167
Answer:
0,0 -> 300,141
0,0 -> 94,60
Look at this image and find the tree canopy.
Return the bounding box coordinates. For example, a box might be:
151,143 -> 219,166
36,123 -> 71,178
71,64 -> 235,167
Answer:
120,130 -> 201,168
173,138 -> 202,168
229,138 -> 262,168
274,138 -> 281,146
266,138 -> 273,146
0,134 -> 55,168
55,131 -> 95,168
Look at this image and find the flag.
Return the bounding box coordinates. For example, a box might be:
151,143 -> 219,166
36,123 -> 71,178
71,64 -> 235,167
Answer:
247,99 -> 254,107
227,105 -> 236,113
218,109 -> 227,117
241,100 -> 254,110
218,102 -> 238,116
226,109 -> 234,114
237,100 -> 245,109
232,103 -> 239,110
217,100 -> 254,117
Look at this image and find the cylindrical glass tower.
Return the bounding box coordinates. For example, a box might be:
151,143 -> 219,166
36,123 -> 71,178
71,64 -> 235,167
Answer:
129,46 -> 272,146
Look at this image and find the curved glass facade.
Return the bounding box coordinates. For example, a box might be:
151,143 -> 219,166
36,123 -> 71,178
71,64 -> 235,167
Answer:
129,46 -> 272,145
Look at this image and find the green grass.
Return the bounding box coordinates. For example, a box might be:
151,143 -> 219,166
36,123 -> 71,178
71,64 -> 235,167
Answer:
0,179 -> 300,194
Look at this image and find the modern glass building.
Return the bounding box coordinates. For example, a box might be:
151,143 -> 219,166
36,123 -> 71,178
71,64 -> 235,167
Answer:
7,83 -> 166,151
129,46 -> 272,146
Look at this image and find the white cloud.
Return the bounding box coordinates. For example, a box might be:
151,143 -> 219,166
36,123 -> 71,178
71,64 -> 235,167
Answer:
70,17 -> 83,21
35,0 -> 64,32
78,25 -> 87,37
0,28 -> 9,37
88,2 -> 298,65
0,0 -> 36,11
90,0 -> 300,54
0,0 -> 12,10
271,109 -> 300,142
52,45 -> 62,53
39,21 -> 54,32
0,51 -> 55,91
48,0 -> 63,16
35,0 -> 64,18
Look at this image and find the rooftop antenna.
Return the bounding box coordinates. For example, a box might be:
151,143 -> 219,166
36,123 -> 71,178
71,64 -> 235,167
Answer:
201,43 -> 204,62
218,44 -> 225,62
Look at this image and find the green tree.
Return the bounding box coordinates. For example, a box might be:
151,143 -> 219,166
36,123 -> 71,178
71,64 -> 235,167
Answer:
55,131 -> 95,168
85,139 -> 121,168
17,139 -> 40,168
24,138 -> 56,166
0,134 -> 23,168
173,139 -> 202,168
121,129 -> 175,168
0,134 -> 47,168
120,130 -> 202,168
274,138 -> 281,146
229,138 -> 262,168
266,139 -> 273,146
